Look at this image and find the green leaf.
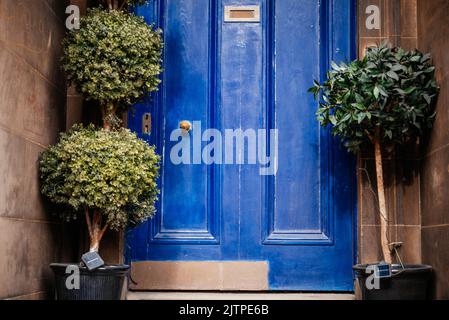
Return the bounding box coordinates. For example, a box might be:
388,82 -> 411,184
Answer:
394,88 -> 406,95
355,93 -> 364,103
378,86 -> 389,97
387,71 -> 399,80
352,103 -> 366,111
339,113 -> 352,124
357,113 -> 366,124
405,87 -> 417,94
331,61 -> 340,71
391,64 -> 405,72
365,112 -> 372,120
420,53 -> 431,63
373,86 -> 380,99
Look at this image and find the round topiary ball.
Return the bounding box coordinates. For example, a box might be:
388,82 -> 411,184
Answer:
40,125 -> 160,230
62,8 -> 163,108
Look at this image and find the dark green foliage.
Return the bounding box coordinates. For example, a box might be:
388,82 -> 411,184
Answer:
62,8 -> 163,109
40,125 -> 160,231
103,0 -> 150,9
310,44 -> 439,152
127,0 -> 150,6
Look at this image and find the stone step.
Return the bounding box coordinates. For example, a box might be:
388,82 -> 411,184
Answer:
127,292 -> 355,301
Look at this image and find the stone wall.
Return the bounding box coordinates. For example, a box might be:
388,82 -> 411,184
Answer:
357,0 -> 449,299
1,0 -> 448,299
357,0 -> 422,265
0,0 -> 79,299
417,0 -> 449,300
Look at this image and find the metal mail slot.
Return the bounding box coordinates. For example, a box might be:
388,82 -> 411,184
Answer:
224,5 -> 260,22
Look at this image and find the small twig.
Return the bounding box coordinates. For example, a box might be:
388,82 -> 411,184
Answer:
119,0 -> 127,11
359,165 -> 392,224
359,166 -> 379,204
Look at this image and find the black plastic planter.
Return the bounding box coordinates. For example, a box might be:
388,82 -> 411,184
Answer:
50,263 -> 129,300
353,264 -> 433,300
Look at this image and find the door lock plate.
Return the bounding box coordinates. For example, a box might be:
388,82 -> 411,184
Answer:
142,113 -> 152,135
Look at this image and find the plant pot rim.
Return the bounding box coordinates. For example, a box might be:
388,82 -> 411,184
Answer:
50,263 -> 130,273
353,263 -> 432,275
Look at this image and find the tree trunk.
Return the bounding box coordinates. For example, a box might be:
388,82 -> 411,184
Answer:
106,0 -> 113,11
113,0 -> 120,10
85,209 -> 109,253
102,102 -> 116,131
103,116 -> 112,132
373,137 -> 392,263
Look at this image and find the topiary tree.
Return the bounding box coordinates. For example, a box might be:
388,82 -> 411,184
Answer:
101,0 -> 149,11
310,44 -> 439,262
40,125 -> 160,252
62,8 -> 163,130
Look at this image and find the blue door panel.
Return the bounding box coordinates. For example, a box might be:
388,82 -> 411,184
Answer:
273,0 -> 321,234
127,0 -> 356,291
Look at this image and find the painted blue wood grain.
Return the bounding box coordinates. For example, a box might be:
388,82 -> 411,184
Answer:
127,0 -> 356,291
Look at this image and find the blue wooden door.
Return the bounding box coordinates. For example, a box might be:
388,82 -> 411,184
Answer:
127,0 -> 356,291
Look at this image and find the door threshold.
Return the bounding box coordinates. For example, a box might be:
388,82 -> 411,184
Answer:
127,291 -> 355,301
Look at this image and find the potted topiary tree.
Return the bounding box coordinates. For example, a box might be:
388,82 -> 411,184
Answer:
41,126 -> 160,299
61,1 -> 162,247
310,44 -> 439,299
41,1 -> 163,300
62,5 -> 163,131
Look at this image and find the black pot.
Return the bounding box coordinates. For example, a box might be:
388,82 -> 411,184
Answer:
50,263 -> 129,300
353,264 -> 433,300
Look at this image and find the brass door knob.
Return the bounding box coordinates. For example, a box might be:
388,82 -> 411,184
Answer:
179,121 -> 192,132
